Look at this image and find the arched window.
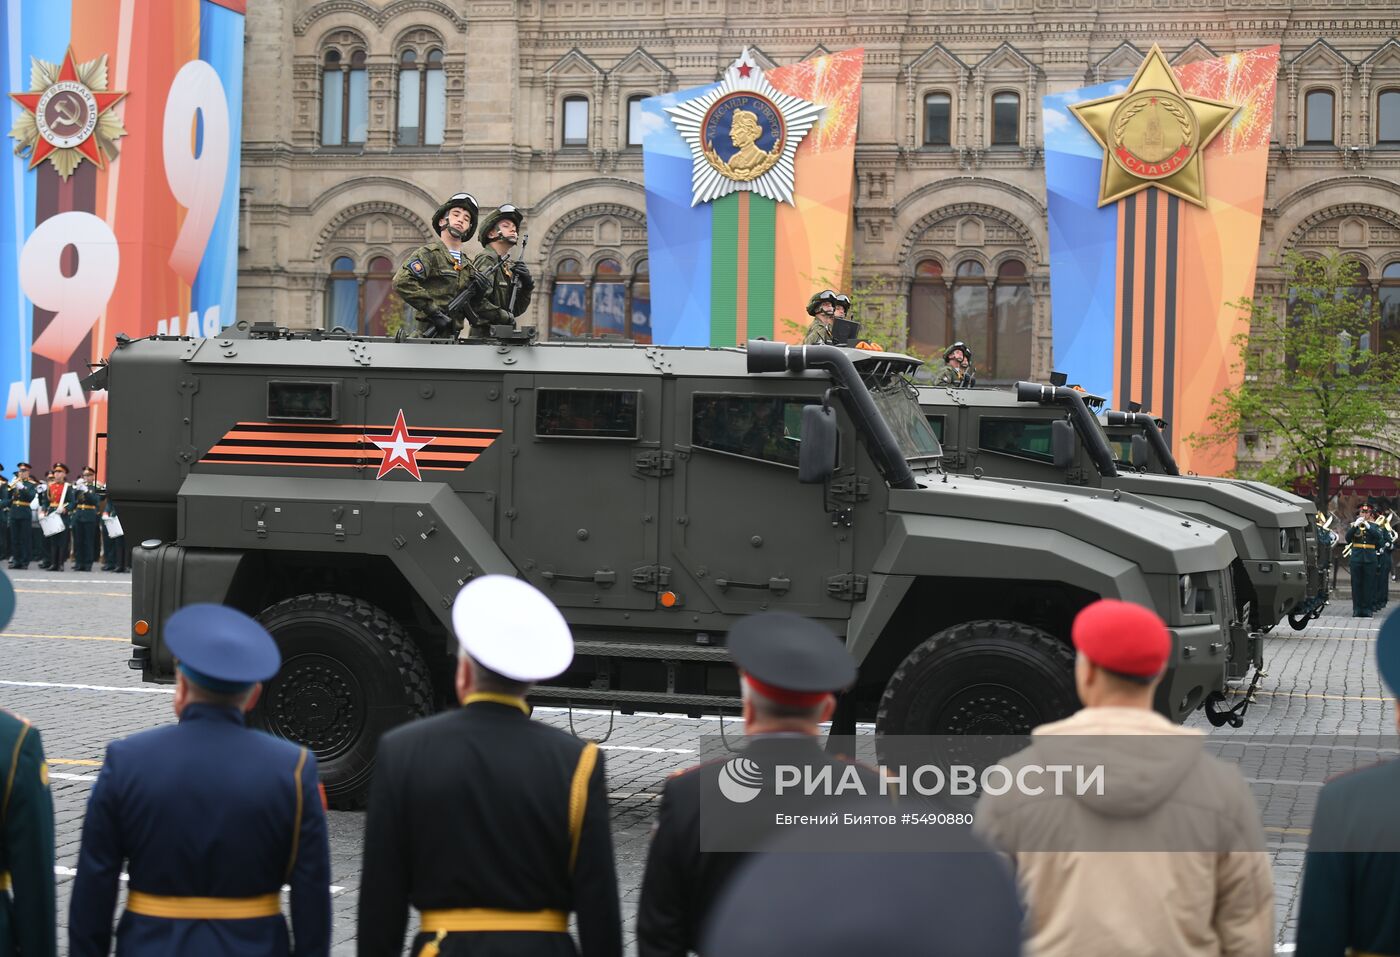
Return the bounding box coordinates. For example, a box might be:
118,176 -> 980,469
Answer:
324,255 -> 408,334
923,93 -> 951,147
326,256 -> 359,329
991,92 -> 1020,146
1304,89 -> 1335,145
562,96 -> 590,147
993,259 -> 1033,380
550,259 -> 587,338
908,260 -> 950,355
1380,262 -> 1400,356
548,257 -> 650,339
363,257 -> 401,336
952,260 -> 990,367
591,259 -> 627,336
321,50 -> 368,146
630,259 -> 652,342
398,49 -> 446,147
627,94 -> 649,147
1378,89 -> 1400,145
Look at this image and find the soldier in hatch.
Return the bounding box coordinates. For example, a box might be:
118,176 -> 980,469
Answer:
471,205 -> 535,334
394,193 -> 492,339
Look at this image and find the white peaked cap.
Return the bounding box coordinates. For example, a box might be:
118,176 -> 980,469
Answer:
452,575 -> 574,682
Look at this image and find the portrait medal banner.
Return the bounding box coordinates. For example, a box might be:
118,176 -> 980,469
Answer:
665,49 -> 824,345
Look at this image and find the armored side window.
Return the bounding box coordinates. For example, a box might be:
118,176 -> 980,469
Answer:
923,414 -> 945,443
268,381 -> 338,422
1104,430 -> 1135,467
978,417 -> 1053,462
535,388 -> 640,439
691,394 -> 820,468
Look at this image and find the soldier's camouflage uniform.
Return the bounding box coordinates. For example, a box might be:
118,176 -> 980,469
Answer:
803,319 -> 833,345
470,251 -> 533,328
392,241 -> 486,338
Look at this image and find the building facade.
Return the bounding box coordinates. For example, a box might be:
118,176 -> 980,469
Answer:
239,0 -> 1400,395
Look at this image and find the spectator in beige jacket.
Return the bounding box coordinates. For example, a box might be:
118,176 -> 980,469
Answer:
975,599 -> 1273,957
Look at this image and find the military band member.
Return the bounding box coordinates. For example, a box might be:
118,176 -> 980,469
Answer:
69,605 -> 331,957
802,290 -> 853,345
1345,504 -> 1384,618
0,465 -> 9,564
100,497 -> 129,574
933,341 -> 975,388
394,193 -> 492,340
357,575 -> 620,957
472,205 -> 534,330
636,611 -> 876,957
71,467 -> 102,572
7,465 -> 38,570
1296,610 -> 1400,956
0,706 -> 56,957
1370,497 -> 1395,613
40,465 -> 74,573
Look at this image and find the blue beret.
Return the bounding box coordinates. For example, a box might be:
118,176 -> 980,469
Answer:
1379,610 -> 1400,698
166,604 -> 280,691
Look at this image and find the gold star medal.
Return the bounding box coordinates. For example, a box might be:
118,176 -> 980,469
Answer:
1069,45 -> 1238,208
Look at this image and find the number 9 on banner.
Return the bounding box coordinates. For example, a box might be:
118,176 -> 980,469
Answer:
21,212 -> 121,363
164,59 -> 229,284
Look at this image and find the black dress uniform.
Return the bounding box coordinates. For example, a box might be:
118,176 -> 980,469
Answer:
70,476 -> 102,571
6,469 -> 37,570
358,699 -> 618,957
1346,512 -> 1384,617
1296,610 -> 1400,956
0,707 -> 56,957
357,574 -> 620,957
0,469 -> 10,562
68,604 -> 331,957
636,612 -> 876,957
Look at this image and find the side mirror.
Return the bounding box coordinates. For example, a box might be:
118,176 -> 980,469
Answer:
1051,419 -> 1075,471
798,404 -> 838,484
1130,433 -> 1150,470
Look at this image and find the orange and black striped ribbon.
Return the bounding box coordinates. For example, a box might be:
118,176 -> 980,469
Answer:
1115,188 -> 1180,441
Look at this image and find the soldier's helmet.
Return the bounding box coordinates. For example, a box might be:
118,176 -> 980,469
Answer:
479,204 -> 524,246
944,340 -> 973,362
432,192 -> 479,241
806,289 -> 852,317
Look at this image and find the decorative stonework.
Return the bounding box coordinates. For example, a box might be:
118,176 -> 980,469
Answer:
295,0 -> 469,36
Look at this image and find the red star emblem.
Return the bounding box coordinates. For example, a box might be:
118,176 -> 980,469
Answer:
365,410 -> 435,480
737,63 -> 753,78
9,46 -> 127,173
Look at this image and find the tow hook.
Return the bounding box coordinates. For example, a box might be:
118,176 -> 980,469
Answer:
1205,666 -> 1265,728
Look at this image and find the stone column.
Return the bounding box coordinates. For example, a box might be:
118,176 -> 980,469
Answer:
367,62 -> 395,150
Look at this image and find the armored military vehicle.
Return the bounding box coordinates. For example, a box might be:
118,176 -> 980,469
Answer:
919,382 -> 1320,682
1099,409 -> 1330,630
101,330 -> 1237,806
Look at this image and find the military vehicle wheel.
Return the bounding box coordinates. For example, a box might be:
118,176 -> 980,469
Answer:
251,593 -> 434,809
876,620 -> 1077,736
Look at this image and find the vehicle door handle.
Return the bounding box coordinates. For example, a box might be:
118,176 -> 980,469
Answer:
541,569 -> 617,587
715,576 -> 791,595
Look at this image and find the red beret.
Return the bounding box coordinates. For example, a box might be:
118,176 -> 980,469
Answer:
1071,599 -> 1170,677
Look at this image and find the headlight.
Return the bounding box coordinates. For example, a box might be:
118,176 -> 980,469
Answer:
1179,574 -> 1195,612
1279,528 -> 1299,554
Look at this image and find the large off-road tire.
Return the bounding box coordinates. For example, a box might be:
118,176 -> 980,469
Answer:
876,619 -> 1077,737
250,593 -> 434,809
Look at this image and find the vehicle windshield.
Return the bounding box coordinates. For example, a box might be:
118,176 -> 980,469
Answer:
866,375 -> 943,462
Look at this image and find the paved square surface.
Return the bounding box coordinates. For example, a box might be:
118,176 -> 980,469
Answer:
1,567 -> 1393,954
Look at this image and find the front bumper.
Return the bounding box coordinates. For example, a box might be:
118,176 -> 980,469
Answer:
1156,623 -> 1228,723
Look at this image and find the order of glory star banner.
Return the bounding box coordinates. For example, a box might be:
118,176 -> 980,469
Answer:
639,48 -> 863,345
1044,45 -> 1278,476
1,0 -> 245,473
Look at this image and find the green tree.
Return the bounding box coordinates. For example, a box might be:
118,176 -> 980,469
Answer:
1188,251 -> 1400,511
